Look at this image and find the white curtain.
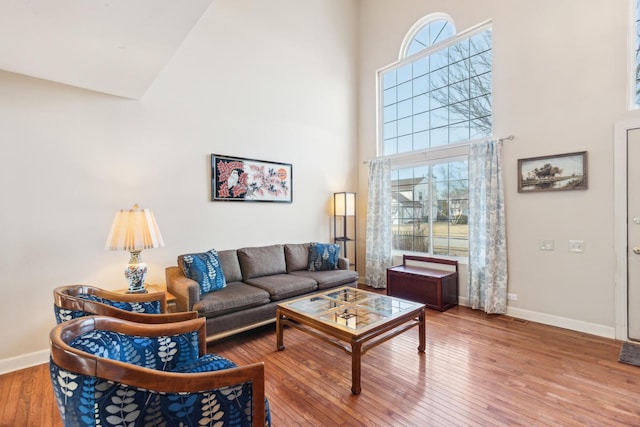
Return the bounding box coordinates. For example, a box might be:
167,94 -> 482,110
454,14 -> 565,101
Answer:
468,140 -> 508,313
365,158 -> 392,288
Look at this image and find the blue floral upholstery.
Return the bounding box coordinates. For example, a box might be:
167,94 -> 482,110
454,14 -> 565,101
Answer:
180,248 -> 227,295
54,294 -> 162,323
53,284 -> 197,325
50,316 -> 270,427
308,242 -> 341,271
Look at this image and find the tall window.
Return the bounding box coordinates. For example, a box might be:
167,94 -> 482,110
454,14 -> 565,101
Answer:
635,0 -> 640,106
378,17 -> 493,258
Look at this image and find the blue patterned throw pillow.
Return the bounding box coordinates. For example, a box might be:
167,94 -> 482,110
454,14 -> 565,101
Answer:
308,242 -> 341,271
180,249 -> 227,295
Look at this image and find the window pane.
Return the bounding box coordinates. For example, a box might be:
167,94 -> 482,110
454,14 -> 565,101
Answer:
398,117 -> 412,136
398,99 -> 412,119
383,121 -> 397,138
383,138 -> 397,155
413,94 -> 429,113
430,48 -> 449,71
383,105 -> 397,123
398,135 -> 413,153
413,56 -> 429,77
383,70 -> 397,89
413,77 -> 428,95
398,64 -> 412,83
413,112 -> 429,133
383,87 -> 396,106
397,81 -> 413,101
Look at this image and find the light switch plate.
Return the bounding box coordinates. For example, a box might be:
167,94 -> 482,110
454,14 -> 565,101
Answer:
569,240 -> 584,253
540,240 -> 554,251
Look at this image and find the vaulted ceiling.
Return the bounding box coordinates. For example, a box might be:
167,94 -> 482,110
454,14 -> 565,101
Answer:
0,0 -> 214,99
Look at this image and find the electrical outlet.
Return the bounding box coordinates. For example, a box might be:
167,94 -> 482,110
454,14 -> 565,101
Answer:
540,240 -> 554,251
507,293 -> 518,301
569,240 -> 584,253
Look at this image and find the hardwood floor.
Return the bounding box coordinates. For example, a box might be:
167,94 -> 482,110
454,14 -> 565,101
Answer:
2,305 -> 640,426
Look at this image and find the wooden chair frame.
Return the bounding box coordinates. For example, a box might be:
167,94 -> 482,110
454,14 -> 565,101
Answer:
50,316 -> 266,427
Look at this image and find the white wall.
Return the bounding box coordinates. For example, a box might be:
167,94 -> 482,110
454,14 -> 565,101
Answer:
358,0 -> 628,335
0,0 -> 358,368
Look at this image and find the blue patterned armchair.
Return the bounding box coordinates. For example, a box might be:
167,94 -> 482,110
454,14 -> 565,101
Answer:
53,284 -> 198,324
50,315 -> 270,427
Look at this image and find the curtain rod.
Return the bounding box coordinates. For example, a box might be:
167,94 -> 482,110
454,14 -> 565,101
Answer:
363,134 -> 516,164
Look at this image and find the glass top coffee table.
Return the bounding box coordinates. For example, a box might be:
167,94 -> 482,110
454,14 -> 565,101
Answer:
276,286 -> 425,394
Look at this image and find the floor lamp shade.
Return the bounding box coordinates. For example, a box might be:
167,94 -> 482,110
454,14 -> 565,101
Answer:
105,204 -> 164,293
334,192 -> 356,216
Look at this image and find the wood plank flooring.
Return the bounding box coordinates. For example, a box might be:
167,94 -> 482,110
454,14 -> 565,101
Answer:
2,304 -> 640,426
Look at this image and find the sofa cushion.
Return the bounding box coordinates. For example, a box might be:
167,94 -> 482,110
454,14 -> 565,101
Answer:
179,249 -> 227,295
238,245 -> 287,280
289,269 -> 359,290
245,274 -> 317,301
284,243 -> 310,272
217,249 -> 243,283
308,242 -> 341,271
193,282 -> 271,318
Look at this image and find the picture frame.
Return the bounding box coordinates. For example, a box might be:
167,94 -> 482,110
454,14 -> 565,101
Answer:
518,151 -> 587,193
211,154 -> 292,203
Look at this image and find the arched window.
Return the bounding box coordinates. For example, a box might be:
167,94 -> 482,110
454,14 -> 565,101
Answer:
377,17 -> 493,257
402,16 -> 455,57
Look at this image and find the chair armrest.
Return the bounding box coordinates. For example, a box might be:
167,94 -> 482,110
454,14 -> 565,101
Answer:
338,257 -> 350,270
166,266 -> 200,312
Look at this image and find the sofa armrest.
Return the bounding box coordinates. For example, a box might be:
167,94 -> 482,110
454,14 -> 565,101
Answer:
338,257 -> 350,270
166,266 -> 200,312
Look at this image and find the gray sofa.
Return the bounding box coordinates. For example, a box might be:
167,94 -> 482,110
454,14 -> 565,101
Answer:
165,243 -> 358,340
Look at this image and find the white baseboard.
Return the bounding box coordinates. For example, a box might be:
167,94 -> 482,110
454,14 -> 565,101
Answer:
0,348 -> 49,375
459,296 -> 616,339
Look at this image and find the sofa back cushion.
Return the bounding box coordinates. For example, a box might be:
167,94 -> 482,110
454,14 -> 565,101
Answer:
217,249 -> 243,283
284,243 -> 310,272
237,245 -> 286,279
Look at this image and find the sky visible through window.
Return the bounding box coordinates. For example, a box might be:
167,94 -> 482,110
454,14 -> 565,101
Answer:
381,24 -> 492,156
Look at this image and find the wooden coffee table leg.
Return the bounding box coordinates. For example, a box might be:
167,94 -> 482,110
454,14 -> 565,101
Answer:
276,308 -> 285,351
418,308 -> 426,352
351,339 -> 362,395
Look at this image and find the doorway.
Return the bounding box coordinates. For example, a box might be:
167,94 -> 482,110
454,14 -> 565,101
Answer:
614,121 -> 640,341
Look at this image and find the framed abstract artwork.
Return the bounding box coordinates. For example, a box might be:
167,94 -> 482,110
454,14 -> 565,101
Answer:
517,151 -> 587,193
211,154 -> 292,203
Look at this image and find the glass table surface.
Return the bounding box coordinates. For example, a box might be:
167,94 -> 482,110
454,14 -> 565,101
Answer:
281,287 -> 423,332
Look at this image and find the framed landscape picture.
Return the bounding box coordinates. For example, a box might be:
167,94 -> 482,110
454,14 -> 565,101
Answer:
211,154 -> 292,203
518,151 -> 587,193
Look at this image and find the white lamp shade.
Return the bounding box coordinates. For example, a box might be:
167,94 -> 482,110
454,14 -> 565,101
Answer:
334,192 -> 356,216
105,204 -> 164,251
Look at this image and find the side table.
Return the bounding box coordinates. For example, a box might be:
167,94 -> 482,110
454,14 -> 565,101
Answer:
113,284 -> 177,313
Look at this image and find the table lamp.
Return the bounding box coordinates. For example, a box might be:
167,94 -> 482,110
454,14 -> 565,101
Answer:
105,204 -> 165,293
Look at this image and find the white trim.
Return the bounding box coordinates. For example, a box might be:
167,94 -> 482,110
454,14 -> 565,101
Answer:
505,306 -> 616,340
0,348 -> 49,375
456,299 -> 615,339
398,13 -> 456,60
